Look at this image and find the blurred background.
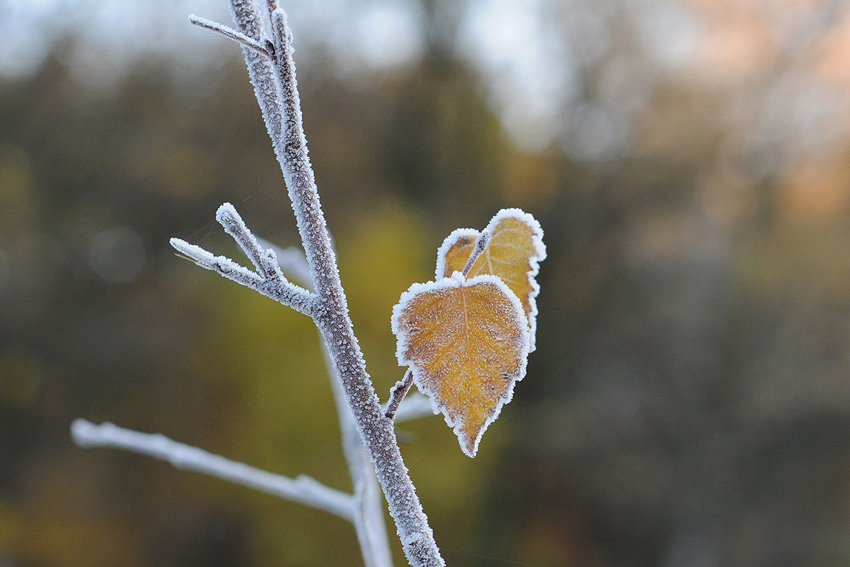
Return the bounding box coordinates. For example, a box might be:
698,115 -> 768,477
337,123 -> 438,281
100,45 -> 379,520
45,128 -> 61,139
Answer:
3,0 -> 850,565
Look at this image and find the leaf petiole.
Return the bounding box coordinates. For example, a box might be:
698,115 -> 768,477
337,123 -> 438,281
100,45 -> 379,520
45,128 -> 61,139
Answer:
384,369 -> 415,422
460,230 -> 491,277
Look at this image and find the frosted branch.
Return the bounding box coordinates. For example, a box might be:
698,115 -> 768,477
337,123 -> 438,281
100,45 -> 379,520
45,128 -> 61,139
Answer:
170,203 -> 315,317
190,2 -> 446,564
257,240 -> 313,291
188,14 -> 270,56
216,203 -> 278,279
71,419 -> 355,521
319,333 -> 394,567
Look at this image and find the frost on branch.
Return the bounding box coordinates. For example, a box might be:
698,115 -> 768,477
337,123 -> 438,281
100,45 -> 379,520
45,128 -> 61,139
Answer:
384,369 -> 415,421
190,2 -> 444,565
170,203 -> 315,317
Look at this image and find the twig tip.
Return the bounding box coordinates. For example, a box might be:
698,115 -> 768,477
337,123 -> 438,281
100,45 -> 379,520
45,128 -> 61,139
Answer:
71,418 -> 97,446
216,202 -> 238,224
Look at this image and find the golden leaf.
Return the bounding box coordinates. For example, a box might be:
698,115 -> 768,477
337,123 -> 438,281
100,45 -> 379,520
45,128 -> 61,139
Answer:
392,273 -> 529,457
436,209 -> 546,351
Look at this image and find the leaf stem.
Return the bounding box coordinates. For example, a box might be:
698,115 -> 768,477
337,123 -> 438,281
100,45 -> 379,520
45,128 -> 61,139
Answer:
393,393 -> 434,423
461,230 -> 491,277
385,369 -> 415,422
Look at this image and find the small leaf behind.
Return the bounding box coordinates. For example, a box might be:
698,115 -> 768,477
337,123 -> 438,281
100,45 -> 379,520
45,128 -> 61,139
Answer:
436,209 -> 546,351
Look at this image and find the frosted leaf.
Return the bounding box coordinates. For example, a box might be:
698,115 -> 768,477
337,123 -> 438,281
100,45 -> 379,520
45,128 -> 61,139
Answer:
392,272 -> 529,457
436,208 -> 546,351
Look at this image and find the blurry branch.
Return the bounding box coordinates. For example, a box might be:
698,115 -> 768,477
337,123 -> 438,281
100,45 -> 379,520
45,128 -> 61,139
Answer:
267,237 -> 394,567
71,419 -> 355,521
320,327 -> 395,567
258,239 -> 314,289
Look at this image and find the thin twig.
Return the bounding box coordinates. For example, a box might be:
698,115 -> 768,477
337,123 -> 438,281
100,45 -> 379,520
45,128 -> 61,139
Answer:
170,237 -> 315,317
258,240 -> 313,290
72,419 -> 355,521
171,202 -> 315,315
216,202 -> 269,275
215,203 -> 288,282
188,14 -> 270,56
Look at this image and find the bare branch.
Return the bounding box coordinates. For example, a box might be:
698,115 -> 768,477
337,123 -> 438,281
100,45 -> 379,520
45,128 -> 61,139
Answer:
189,14 -> 270,56
72,419 -> 355,521
170,237 -> 315,317
216,203 -> 280,279
319,334 -> 394,567
170,237 -> 257,280
257,240 -> 313,291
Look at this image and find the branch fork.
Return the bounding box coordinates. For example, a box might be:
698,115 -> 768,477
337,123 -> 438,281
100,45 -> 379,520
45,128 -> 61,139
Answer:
170,203 -> 316,317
